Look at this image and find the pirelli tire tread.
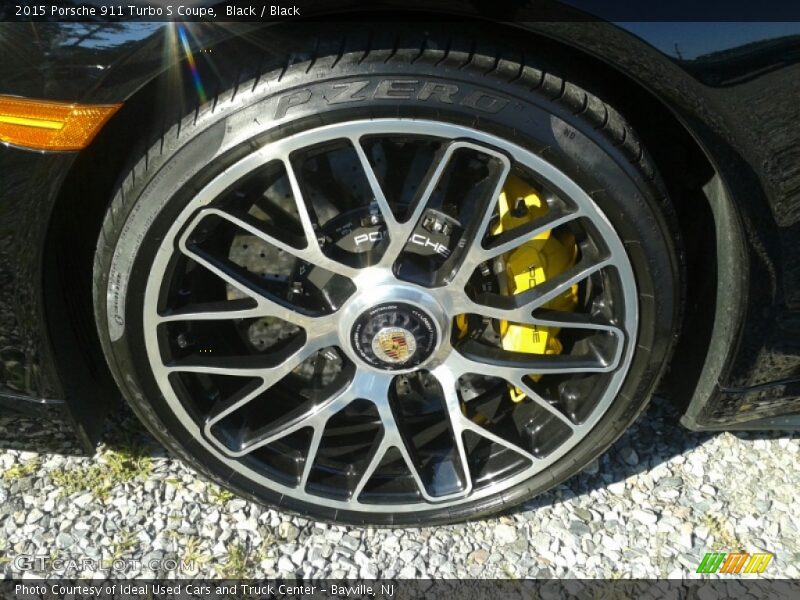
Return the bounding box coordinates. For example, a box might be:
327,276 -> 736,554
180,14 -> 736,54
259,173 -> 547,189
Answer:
93,28 -> 684,526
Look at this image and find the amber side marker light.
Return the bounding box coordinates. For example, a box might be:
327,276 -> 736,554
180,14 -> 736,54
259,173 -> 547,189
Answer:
0,96 -> 121,151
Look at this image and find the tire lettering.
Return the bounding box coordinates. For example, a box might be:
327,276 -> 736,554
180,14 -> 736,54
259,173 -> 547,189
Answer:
274,89 -> 312,119
325,80 -> 370,104
374,79 -> 418,100
418,82 -> 458,103
311,79 -> 509,114
461,90 -> 509,114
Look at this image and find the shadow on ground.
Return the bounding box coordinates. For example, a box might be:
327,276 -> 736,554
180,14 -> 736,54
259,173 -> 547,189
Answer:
1,393 -> 797,514
515,394 -> 799,515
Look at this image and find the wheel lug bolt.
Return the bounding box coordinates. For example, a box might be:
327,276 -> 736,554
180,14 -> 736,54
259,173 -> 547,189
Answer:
176,333 -> 192,348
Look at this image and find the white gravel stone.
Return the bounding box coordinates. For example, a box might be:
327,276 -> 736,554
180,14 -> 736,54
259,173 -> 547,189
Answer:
632,510 -> 658,525
227,499 -> 247,512
607,481 -> 626,495
399,565 -> 417,578
601,536 -> 621,552
25,509 -> 43,524
494,523 -> 517,544
73,493 -> 93,508
1,398 -> 797,578
740,514 -> 761,529
278,521 -> 299,541
340,534 -> 360,551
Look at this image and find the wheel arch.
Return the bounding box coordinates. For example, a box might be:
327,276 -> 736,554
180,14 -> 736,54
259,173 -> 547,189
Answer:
42,17 -> 741,444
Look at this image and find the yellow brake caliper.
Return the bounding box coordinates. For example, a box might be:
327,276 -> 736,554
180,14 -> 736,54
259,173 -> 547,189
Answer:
491,175 -> 579,402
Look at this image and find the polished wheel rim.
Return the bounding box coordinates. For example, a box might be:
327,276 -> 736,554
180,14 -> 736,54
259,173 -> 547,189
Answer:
143,119 -> 638,512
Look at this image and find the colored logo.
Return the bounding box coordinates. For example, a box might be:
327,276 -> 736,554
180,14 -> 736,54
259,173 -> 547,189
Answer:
372,327 -> 417,364
697,552 -> 773,574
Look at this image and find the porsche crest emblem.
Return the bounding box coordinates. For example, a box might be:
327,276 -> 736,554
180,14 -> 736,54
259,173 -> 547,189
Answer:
371,327 -> 417,364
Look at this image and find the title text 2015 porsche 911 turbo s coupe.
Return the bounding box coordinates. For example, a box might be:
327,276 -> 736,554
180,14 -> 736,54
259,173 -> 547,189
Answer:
1,8 -> 799,525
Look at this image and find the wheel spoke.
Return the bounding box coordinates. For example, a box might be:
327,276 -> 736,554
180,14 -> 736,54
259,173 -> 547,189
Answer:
435,149 -> 511,285
438,351 -> 544,462
507,254 -> 612,312
447,340 -> 617,380
508,374 -> 578,429
464,150 -> 512,248
351,436 -> 391,501
484,209 -> 581,259
441,346 -> 595,431
298,424 -> 325,490
190,205 -> 360,281
530,308 -> 624,334
199,337 -> 333,432
169,331 -> 326,381
226,369 -> 386,459
373,401 -> 440,503
222,376 -> 354,459
460,417 -> 539,465
350,138 -> 400,229
362,140 -> 500,268
530,309 -> 626,372
466,255 -> 613,322
350,371 -> 473,504
401,142 -> 458,228
452,210 -> 582,288
281,157 -> 362,277
156,299 -> 263,323
176,224 -> 327,330
430,365 -> 473,496
165,354 -> 293,377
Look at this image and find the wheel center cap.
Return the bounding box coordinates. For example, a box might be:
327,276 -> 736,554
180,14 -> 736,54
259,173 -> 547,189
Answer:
350,301 -> 439,371
371,326 -> 417,364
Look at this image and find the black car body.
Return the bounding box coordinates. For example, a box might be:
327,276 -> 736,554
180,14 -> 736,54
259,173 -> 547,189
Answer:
1,9 -> 798,456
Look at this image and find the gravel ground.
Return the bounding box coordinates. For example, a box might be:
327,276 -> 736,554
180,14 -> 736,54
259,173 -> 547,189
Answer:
0,394 -> 798,579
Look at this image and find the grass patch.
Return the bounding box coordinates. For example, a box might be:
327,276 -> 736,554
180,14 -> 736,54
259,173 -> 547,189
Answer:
101,529 -> 139,570
702,514 -> 741,551
111,529 -> 138,560
182,537 -> 212,570
216,543 -> 252,578
208,485 -> 235,506
501,562 -> 520,579
255,532 -> 278,564
49,443 -> 152,502
2,457 -> 41,481
0,539 -> 10,568
652,531 -> 670,578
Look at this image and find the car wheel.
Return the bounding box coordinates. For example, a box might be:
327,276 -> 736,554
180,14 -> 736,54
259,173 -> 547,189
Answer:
93,30 -> 682,525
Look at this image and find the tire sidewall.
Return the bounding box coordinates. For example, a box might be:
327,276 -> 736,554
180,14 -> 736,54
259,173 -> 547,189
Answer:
96,63 -> 678,525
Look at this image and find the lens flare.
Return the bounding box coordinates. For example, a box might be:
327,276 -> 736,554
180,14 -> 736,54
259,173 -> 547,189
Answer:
178,25 -> 207,105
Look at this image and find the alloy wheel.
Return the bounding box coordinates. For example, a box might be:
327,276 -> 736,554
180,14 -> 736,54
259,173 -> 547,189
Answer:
142,119 -> 637,513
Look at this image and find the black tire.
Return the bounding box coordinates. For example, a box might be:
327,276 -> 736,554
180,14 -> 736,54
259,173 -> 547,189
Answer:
93,26 -> 683,526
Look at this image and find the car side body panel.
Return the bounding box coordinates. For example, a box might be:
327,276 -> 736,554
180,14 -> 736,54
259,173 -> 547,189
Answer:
0,11 -> 797,441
